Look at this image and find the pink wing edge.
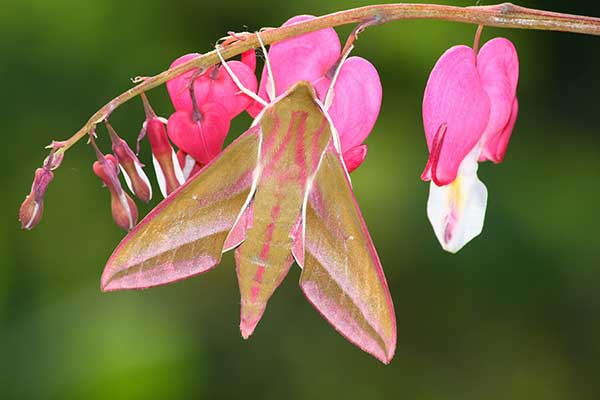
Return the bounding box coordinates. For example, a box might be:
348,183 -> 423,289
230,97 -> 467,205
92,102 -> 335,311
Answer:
297,145 -> 397,364
101,126 -> 261,292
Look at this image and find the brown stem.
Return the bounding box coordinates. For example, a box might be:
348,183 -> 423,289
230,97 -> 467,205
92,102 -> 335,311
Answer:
51,2 -> 600,156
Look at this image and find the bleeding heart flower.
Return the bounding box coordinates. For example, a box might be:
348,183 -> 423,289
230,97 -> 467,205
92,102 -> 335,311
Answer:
248,15 -> 382,172
167,103 -> 230,165
105,121 -> 152,203
93,153 -> 139,231
19,167 -> 53,230
139,94 -> 185,198
166,53 -> 257,119
422,38 -> 519,253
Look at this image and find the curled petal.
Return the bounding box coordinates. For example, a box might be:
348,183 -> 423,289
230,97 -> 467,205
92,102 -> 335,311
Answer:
167,103 -> 231,165
318,57 -> 382,152
342,144 -> 368,173
422,45 -> 490,186
167,54 -> 257,119
426,148 -> 487,253
477,38 -> 519,163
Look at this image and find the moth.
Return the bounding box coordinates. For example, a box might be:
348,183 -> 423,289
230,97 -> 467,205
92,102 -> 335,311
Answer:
101,51 -> 396,363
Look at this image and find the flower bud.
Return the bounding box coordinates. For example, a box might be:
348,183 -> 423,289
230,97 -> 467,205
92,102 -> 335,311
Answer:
19,167 -> 54,230
105,121 -> 152,202
93,154 -> 138,231
140,94 -> 184,198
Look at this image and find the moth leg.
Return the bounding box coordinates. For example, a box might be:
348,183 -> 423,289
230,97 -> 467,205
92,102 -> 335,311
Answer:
215,44 -> 268,107
256,30 -> 276,102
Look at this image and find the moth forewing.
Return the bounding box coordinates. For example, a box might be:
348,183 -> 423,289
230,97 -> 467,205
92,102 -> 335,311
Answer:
101,80 -> 396,363
101,127 -> 261,291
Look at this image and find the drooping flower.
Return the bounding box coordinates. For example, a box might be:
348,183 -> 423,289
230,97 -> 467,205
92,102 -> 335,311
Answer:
92,149 -> 139,231
167,103 -> 231,165
422,38 -> 519,253
166,53 -> 257,119
139,94 -> 185,198
165,53 -> 258,168
105,120 -> 152,203
19,167 -> 54,230
247,15 -> 382,172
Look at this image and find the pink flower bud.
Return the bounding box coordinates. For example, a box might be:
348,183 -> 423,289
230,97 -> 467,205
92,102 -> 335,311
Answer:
19,167 -> 54,230
105,121 -> 152,202
140,94 -> 185,198
93,154 -> 138,231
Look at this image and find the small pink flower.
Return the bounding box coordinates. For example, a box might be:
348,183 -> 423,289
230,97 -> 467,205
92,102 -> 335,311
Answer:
93,153 -> 139,231
422,38 -> 519,252
248,15 -> 382,172
139,94 -> 185,197
19,167 -> 53,230
165,53 -> 257,168
167,103 -> 230,165
105,121 -> 152,203
166,53 -> 257,119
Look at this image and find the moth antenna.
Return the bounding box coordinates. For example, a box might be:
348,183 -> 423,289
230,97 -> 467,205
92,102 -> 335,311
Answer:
256,31 -> 276,102
324,17 -> 382,110
215,44 -> 268,107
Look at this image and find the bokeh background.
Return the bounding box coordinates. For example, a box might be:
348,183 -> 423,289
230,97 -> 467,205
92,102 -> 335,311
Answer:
1,0 -> 599,398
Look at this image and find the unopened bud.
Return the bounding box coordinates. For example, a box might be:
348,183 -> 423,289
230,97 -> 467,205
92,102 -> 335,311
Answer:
93,154 -> 138,231
19,167 -> 54,230
106,121 -> 152,202
140,94 -> 184,197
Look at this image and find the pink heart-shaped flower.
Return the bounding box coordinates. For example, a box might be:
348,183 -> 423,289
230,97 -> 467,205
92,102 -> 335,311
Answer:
167,103 -> 230,165
314,56 -> 382,153
167,54 -> 257,119
422,45 -> 491,186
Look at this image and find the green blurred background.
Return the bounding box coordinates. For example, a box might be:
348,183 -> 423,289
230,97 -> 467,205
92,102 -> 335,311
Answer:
1,0 -> 599,398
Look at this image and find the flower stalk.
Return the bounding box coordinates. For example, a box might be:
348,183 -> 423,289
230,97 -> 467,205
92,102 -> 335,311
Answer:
46,2 -> 600,159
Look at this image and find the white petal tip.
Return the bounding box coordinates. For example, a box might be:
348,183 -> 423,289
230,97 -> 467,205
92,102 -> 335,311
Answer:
426,150 -> 488,254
